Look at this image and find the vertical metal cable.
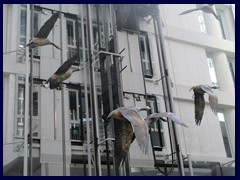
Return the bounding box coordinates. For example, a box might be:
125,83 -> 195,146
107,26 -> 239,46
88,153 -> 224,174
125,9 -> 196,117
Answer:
29,4 -> 34,176
23,4 -> 30,176
86,4 -> 100,176
59,4 -> 67,176
80,4 -> 92,176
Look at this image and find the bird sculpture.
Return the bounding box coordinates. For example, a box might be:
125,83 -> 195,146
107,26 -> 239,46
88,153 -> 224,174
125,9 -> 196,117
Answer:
179,4 -> 220,21
27,11 -> 61,49
145,112 -> 188,128
190,85 -> 218,125
107,106 -> 188,167
43,55 -> 80,90
107,106 -> 151,167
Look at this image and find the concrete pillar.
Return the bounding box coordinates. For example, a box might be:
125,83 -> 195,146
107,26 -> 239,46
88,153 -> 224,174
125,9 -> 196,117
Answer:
224,108 -> 235,157
213,52 -> 234,93
40,86 -> 72,176
203,9 -> 222,38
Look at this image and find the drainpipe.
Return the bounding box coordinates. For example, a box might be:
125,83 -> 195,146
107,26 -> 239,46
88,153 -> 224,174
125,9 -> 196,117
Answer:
155,6 -> 185,176
86,4 -> 100,176
29,4 -> 34,176
23,4 -> 30,176
80,4 -> 92,176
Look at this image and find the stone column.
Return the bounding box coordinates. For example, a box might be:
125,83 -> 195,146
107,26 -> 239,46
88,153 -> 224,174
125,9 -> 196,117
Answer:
213,52 -> 234,93
203,9 -> 222,38
224,108 -> 235,157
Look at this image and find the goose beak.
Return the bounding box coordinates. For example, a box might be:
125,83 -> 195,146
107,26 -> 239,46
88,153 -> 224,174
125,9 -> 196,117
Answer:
146,106 -> 151,111
42,83 -> 49,89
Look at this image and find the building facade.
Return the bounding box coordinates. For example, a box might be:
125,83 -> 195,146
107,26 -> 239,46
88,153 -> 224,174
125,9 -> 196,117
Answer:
3,4 -> 235,176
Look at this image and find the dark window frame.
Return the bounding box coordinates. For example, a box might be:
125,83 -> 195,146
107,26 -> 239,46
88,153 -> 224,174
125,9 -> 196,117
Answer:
147,95 -> 165,151
139,32 -> 153,78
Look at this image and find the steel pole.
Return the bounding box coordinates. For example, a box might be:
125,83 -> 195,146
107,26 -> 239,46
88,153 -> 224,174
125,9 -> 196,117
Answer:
80,4 -> 92,176
86,4 -> 100,176
155,6 -> 185,176
29,4 -> 34,176
59,4 -> 67,176
23,4 -> 30,176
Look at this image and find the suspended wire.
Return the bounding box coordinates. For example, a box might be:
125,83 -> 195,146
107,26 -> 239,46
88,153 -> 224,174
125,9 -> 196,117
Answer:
149,120 -> 176,176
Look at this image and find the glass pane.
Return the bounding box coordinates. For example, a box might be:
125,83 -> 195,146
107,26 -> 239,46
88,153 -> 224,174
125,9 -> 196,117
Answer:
206,55 -> 218,87
197,10 -> 207,34
67,47 -> 77,59
20,9 -> 27,36
17,118 -> 24,136
17,84 -> 25,115
69,91 -> 77,120
217,112 -> 232,157
34,12 -> 39,36
67,20 -> 74,45
140,37 -> 146,59
70,123 -> 80,140
33,92 -> 38,116
147,97 -> 165,149
19,37 -> 26,48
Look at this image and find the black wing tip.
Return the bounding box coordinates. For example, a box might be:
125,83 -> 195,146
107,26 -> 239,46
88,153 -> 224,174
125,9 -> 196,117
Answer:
195,118 -> 202,126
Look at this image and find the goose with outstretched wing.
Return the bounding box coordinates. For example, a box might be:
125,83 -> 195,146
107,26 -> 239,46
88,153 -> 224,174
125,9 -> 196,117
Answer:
27,11 -> 61,49
107,106 -> 151,167
190,85 -> 218,125
179,4 -> 220,21
43,55 -> 80,90
145,112 -> 188,128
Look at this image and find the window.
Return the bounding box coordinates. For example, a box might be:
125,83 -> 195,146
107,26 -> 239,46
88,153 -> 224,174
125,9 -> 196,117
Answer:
19,5 -> 27,49
66,18 -> 89,65
139,33 -> 153,78
32,11 -> 40,56
32,85 -> 40,137
197,10 -> 207,34
15,76 -> 40,138
115,5 -> 138,32
217,112 -> 232,157
16,78 -> 25,137
228,57 -> 235,87
66,19 -> 77,60
19,5 -> 40,56
80,86 -> 103,143
69,89 -> 82,141
147,96 -> 165,150
206,53 -> 219,87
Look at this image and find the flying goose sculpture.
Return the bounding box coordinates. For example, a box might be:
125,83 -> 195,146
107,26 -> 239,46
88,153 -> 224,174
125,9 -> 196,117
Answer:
145,112 -> 188,128
44,55 -> 80,90
190,85 -> 218,125
107,106 -> 151,167
27,11 -> 61,49
179,4 -> 220,21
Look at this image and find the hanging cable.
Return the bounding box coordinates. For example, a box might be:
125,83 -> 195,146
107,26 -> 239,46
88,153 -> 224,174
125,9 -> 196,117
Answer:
149,119 -> 176,175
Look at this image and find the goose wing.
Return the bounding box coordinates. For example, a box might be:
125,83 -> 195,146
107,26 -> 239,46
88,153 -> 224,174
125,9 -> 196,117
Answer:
114,118 -> 133,167
149,112 -> 188,127
179,8 -> 200,15
193,91 -> 205,125
200,85 -> 218,115
200,4 -> 220,20
35,12 -> 60,38
54,55 -> 78,75
119,107 -> 149,154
